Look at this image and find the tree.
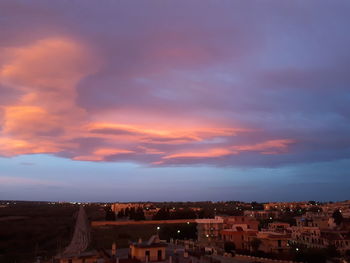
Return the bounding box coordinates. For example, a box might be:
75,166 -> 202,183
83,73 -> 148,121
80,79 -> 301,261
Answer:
124,207 -> 130,217
153,207 -> 170,220
198,208 -> 214,218
133,207 -> 145,221
345,249 -> 350,257
308,201 -> 316,205
250,201 -> 264,210
250,238 -> 262,252
308,206 -> 323,213
158,223 -> 197,241
117,209 -> 124,218
171,208 -> 196,219
105,206 -> 116,221
224,241 -> 236,253
325,244 -> 339,258
129,207 -> 136,219
293,247 -> 333,263
332,209 -> 343,226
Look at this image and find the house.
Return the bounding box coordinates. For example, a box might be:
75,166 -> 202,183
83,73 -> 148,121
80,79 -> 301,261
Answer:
263,202 -> 311,211
196,217 -> 224,243
246,231 -> 291,254
295,215 -> 336,229
223,216 -> 259,230
221,225 -> 258,250
243,210 -> 280,220
130,236 -> 167,262
291,225 -> 350,254
267,222 -> 290,233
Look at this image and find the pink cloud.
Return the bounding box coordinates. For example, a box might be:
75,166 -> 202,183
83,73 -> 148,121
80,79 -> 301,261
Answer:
163,148 -> 233,160
0,37 -> 297,166
158,139 -> 295,164
231,139 -> 296,154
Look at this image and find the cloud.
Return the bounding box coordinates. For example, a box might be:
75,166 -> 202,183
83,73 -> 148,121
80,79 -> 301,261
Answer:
0,1 -> 349,169
163,148 -> 233,160
232,139 -> 296,155
0,37 -> 99,156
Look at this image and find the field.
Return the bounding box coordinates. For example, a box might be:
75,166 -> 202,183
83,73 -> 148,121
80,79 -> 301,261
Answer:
0,202 -> 104,263
0,202 -> 197,263
92,222 -> 197,249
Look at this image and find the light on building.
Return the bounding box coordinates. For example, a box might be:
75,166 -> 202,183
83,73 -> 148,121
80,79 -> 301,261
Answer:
157,226 -> 160,230
206,234 -> 209,238
296,248 -> 299,251
187,222 -> 190,224
177,230 -> 181,233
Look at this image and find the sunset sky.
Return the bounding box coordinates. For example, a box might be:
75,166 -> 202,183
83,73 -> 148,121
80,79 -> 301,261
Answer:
1,0 -> 350,202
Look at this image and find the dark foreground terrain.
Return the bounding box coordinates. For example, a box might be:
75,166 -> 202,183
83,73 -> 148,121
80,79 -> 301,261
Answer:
0,201 -> 197,263
0,201 -> 105,263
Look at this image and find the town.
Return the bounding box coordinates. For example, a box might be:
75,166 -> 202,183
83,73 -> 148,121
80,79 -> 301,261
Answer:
1,0 -> 350,263
1,200 -> 350,263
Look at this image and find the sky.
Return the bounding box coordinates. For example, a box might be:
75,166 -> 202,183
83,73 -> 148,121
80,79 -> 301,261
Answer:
0,0 -> 350,202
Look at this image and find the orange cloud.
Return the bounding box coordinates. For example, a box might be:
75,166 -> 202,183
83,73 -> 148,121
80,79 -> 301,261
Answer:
160,139 -> 295,163
0,38 -> 296,166
3,106 -> 63,138
87,122 -> 244,144
0,37 -> 95,89
88,122 -> 201,142
0,137 -> 60,157
0,37 -> 99,157
93,148 -> 134,156
73,148 -> 134,162
73,155 -> 104,162
232,139 -> 295,154
163,148 -> 233,159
